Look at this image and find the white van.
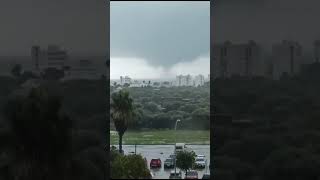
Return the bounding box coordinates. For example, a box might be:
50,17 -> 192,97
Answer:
175,143 -> 186,153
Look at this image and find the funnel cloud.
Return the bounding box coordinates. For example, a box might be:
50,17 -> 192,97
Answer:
111,1 -> 210,79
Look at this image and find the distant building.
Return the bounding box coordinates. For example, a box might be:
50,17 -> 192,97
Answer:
176,75 -> 183,86
119,76 -> 132,85
194,74 -> 205,86
175,74 -> 193,86
120,76 -> 124,85
31,46 -> 40,72
272,40 -> 302,79
314,40 -> 320,62
46,45 -> 68,69
160,81 -> 171,88
124,76 -> 132,84
67,59 -> 98,79
31,45 -> 68,72
130,80 -> 143,87
186,74 -> 192,86
153,82 -> 160,87
213,40 -> 262,79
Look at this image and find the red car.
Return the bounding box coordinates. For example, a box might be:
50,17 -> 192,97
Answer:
185,170 -> 198,179
150,158 -> 162,168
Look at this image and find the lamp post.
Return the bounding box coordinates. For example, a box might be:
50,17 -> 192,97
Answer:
205,159 -> 208,173
174,119 -> 181,177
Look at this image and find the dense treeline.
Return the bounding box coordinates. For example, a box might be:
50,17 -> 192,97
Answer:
213,62 -> 320,179
111,83 -> 210,130
0,76 -> 107,180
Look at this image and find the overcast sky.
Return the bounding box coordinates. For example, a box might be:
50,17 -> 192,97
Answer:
213,0 -> 320,53
0,0 -> 108,56
110,1 -> 210,80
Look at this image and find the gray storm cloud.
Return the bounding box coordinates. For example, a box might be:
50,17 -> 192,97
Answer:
213,0 -> 320,52
111,1 -> 210,67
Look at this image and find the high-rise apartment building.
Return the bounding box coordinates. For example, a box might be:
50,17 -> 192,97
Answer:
213,41 -> 262,79
272,40 -> 302,79
194,74 -> 205,86
31,45 -> 68,71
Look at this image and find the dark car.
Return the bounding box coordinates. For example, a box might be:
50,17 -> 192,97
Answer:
164,158 -> 175,168
194,157 -> 206,169
185,170 -> 198,179
169,154 -> 176,160
169,170 -> 182,179
150,158 -> 162,168
201,173 -> 210,179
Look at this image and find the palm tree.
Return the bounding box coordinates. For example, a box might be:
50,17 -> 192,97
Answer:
111,90 -> 134,153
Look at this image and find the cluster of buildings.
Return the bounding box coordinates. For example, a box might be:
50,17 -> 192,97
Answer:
31,45 -> 102,80
114,76 -> 172,88
175,74 -> 209,87
113,74 -> 209,88
213,40 -> 320,80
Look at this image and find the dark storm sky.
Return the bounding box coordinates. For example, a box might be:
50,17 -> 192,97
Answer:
111,1 -> 210,67
213,0 -> 320,53
0,0 -> 108,56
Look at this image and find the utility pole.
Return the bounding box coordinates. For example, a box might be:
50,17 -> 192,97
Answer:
135,144 -> 137,155
174,119 -> 181,176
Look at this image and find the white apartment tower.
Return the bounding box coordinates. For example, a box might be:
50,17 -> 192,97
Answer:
194,74 -> 205,86
272,40 -> 302,79
31,45 -> 68,71
213,40 -> 262,79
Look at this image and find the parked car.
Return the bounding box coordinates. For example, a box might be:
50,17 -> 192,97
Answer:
169,154 -> 176,160
195,157 -> 206,168
201,173 -> 210,179
164,158 -> 175,168
150,158 -> 162,168
185,170 -> 198,179
196,155 -> 205,159
169,170 -> 182,179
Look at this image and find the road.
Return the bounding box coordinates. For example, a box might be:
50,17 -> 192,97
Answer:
118,145 -> 210,179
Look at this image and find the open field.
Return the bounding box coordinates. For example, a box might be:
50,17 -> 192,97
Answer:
110,130 -> 210,145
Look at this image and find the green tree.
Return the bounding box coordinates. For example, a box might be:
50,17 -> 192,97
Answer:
111,90 -> 134,153
176,150 -> 196,176
110,153 -> 150,179
11,64 -> 22,78
191,108 -> 209,129
144,102 -> 159,112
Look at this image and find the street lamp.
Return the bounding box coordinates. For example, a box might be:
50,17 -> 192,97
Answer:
174,119 -> 181,177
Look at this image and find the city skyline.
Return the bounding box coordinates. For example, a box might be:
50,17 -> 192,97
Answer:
212,39 -> 320,80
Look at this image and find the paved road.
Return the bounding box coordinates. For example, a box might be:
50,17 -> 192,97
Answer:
118,145 -> 210,179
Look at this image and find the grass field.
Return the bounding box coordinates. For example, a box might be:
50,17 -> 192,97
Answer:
110,130 -> 210,145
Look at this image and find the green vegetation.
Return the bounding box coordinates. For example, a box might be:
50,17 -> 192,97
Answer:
110,146 -> 151,179
110,84 -> 210,130
0,76 -> 107,180
176,150 -> 196,176
110,130 -> 210,145
213,62 -> 320,179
